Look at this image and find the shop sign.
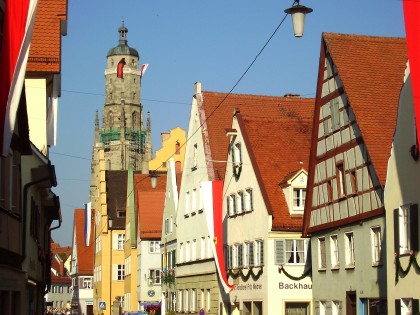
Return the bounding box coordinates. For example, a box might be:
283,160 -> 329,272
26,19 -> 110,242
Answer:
279,282 -> 312,289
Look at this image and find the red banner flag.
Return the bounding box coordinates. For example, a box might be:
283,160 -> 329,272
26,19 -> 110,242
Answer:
0,0 -> 38,156
117,58 -> 126,78
403,0 -> 420,145
202,180 -> 234,294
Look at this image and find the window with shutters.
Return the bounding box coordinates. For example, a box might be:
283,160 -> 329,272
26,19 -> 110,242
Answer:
318,237 -> 326,270
275,239 -> 307,265
396,298 -> 420,315
192,239 -> 196,261
149,241 -> 160,253
336,163 -> 345,198
184,289 -> 189,312
237,191 -> 244,214
177,290 -> 183,312
319,301 -> 327,315
227,194 -> 236,216
149,269 -> 161,285
245,188 -> 253,212
232,244 -> 238,268
331,301 -> 340,315
255,240 -> 264,266
394,204 -> 419,255
113,264 -> 125,280
179,243 -> 183,263
0,149 -> 21,214
330,235 -> 339,269
237,244 -> 243,268
186,241 -> 190,262
371,226 -> 382,265
245,242 -> 254,267
344,232 -> 355,268
115,233 -> 125,250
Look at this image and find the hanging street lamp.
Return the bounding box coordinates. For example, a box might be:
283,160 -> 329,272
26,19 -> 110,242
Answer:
285,0 -> 313,38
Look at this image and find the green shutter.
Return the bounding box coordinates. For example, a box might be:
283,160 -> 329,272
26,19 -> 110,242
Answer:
395,299 -> 401,315
394,209 -> 400,254
275,240 -> 285,265
413,299 -> 419,314
410,204 -> 419,251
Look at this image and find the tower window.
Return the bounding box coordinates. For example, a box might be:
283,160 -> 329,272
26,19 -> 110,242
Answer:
131,59 -> 135,67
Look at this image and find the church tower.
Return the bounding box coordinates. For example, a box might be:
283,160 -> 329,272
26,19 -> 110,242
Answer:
91,24 -> 152,179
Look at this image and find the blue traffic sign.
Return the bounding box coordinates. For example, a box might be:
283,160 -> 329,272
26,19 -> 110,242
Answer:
99,302 -> 106,310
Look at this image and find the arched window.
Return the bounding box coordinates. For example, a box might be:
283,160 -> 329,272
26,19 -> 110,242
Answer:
111,59 -> 114,66
132,111 -> 137,127
175,141 -> 180,154
107,159 -> 111,170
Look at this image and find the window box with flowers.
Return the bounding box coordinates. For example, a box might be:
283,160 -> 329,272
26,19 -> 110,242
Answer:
161,268 -> 175,286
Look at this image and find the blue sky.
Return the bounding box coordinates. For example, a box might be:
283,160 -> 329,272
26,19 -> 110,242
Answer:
51,1 -> 406,246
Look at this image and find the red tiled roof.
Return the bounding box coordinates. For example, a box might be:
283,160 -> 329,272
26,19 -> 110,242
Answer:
323,33 -> 407,184
200,92 -> 314,180
238,113 -> 313,231
27,0 -> 68,72
73,208 -> 94,275
134,174 -> 167,239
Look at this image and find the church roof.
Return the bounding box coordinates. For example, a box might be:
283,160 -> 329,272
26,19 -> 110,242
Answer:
107,24 -> 139,58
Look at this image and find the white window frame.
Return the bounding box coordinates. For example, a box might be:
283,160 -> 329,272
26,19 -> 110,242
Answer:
113,264 -> 125,281
228,194 -> 236,216
115,233 -> 125,250
245,241 -> 254,267
186,241 -> 190,262
192,239 -> 196,261
330,234 -> 339,268
149,269 -> 161,285
293,188 -> 306,211
255,240 -> 264,266
185,191 -> 190,215
245,188 -> 253,212
149,241 -> 160,253
285,239 -> 307,265
237,191 -> 244,214
201,237 -> 205,260
318,237 -> 326,269
345,232 -> 355,268
399,206 -> 410,255
371,226 -> 382,265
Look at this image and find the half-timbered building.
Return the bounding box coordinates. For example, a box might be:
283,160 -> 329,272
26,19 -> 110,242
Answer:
302,33 -> 407,314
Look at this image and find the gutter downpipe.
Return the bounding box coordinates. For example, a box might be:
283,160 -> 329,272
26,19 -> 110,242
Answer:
22,174 -> 57,264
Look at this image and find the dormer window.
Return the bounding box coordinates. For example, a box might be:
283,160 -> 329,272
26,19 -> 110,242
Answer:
231,142 -> 242,178
293,188 -> 306,211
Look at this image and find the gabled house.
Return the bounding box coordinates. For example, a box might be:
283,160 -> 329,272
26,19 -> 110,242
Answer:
222,101 -> 314,315
70,208 -> 94,315
384,65 -> 420,314
98,170 -> 128,315
149,127 -> 187,173
302,33 -> 407,314
175,82 -> 314,314
134,172 -> 166,314
160,158 -> 182,313
46,243 -> 72,313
